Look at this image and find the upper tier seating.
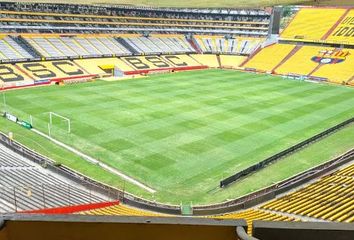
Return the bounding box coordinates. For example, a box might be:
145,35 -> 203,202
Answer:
281,8 -> 346,41
0,144 -> 105,213
261,162 -> 354,223
194,36 -> 262,55
0,36 -> 34,61
326,9 -> 354,45
0,3 -> 270,35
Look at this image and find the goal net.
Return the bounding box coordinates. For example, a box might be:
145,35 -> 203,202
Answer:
49,112 -> 71,135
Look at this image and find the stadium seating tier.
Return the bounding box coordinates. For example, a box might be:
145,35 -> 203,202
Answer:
243,44 -> 295,71
244,43 -> 354,84
260,162 -> 354,223
0,144 -> 106,213
275,46 -> 330,76
190,54 -> 220,68
281,8 -> 346,41
326,9 -> 354,44
219,55 -> 246,68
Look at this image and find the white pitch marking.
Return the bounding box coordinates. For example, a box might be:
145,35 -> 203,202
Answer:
31,128 -> 156,193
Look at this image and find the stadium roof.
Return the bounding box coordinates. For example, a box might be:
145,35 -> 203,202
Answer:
7,0 -> 354,8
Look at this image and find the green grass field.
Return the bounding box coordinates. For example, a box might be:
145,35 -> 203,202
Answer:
1,69 -> 353,204
10,0 -> 353,8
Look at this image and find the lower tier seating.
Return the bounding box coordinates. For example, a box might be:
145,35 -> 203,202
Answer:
78,204 -> 295,235
190,54 -> 219,68
243,44 -> 295,71
0,55 -> 205,87
244,43 -> 354,84
275,45 -> 330,76
220,55 -> 246,68
78,204 -> 163,217
261,163 -> 354,223
312,49 -> 354,84
0,144 -> 105,213
215,209 -> 298,234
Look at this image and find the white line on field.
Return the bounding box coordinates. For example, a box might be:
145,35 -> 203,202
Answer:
31,128 -> 156,193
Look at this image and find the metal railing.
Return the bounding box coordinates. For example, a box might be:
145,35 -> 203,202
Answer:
1,129 -> 353,215
220,117 -> 354,188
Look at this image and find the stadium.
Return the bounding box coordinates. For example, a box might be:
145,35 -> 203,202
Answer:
0,1 -> 353,239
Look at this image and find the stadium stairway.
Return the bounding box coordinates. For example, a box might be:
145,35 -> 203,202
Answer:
216,54 -> 222,68
326,9 -> 354,45
241,42 -> 354,85
272,45 -> 302,73
242,43 -> 295,72
311,48 -> 354,84
188,38 -> 203,53
114,37 -> 137,54
347,76 -> 354,86
307,47 -> 345,77
9,36 -> 39,59
321,8 -> 352,40
274,45 -> 322,76
74,203 -> 297,235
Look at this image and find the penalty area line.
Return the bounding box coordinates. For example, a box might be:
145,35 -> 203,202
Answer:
31,128 -> 156,194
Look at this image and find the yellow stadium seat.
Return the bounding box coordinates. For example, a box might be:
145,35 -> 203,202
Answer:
220,55 -> 246,68
326,9 -> 354,44
119,55 -> 201,71
243,44 -> 295,72
214,209 -> 297,234
0,64 -> 34,87
78,203 -> 164,217
16,60 -> 88,80
190,54 -> 219,68
74,58 -> 134,74
275,46 -> 331,76
281,8 -> 346,41
312,48 -> 354,84
259,163 -> 354,223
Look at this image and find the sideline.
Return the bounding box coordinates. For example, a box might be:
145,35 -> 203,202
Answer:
31,128 -> 156,193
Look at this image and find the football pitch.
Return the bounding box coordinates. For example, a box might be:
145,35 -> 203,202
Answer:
1,69 -> 354,204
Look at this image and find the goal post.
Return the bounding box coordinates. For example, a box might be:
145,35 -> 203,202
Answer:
49,112 -> 71,134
